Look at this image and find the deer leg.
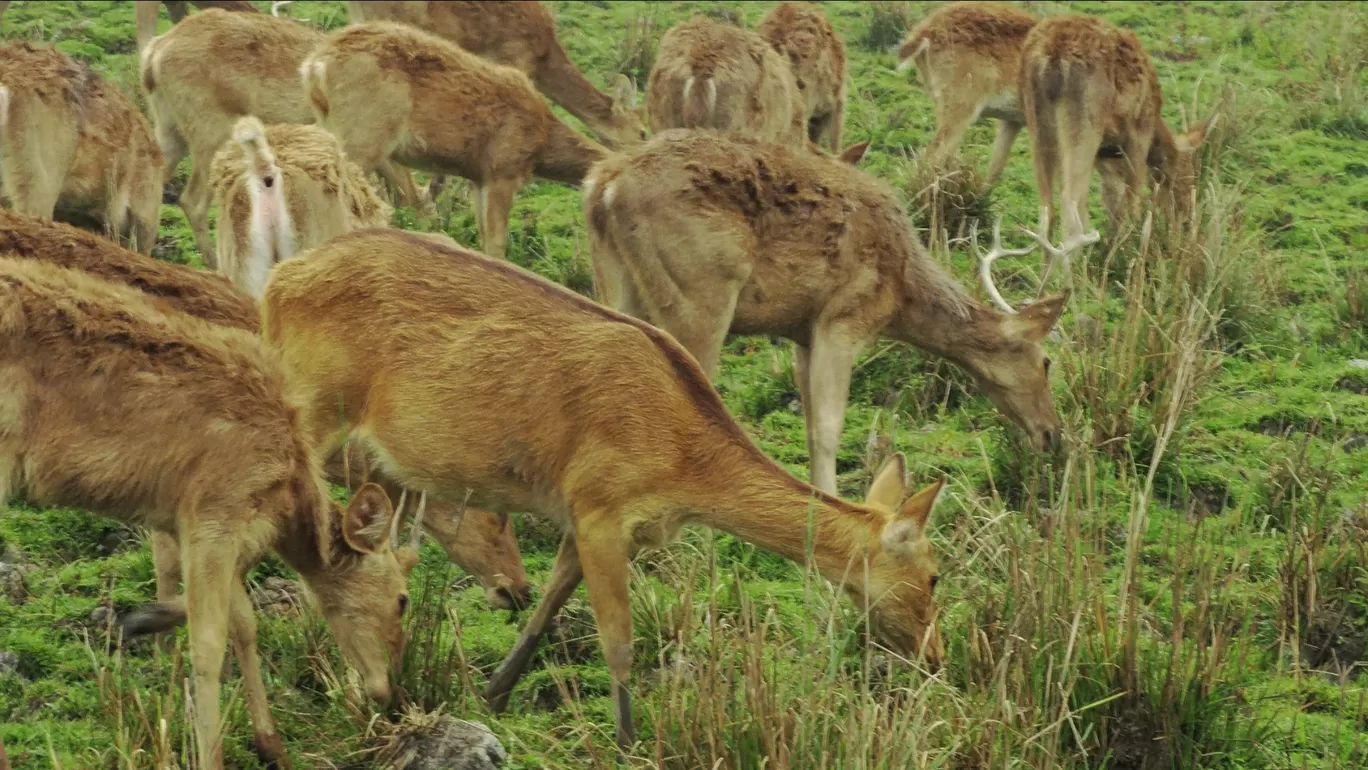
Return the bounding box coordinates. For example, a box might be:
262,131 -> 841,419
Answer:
924,98 -> 979,169
476,176 -> 523,260
484,534 -> 582,711
469,183 -> 487,244
164,1 -> 190,23
804,330 -> 861,494
179,160 -> 217,270
376,160 -> 428,214
985,120 -> 1023,186
182,527 -> 238,770
792,343 -> 817,474
229,582 -> 290,768
1097,157 -> 1130,232
573,512 -> 636,749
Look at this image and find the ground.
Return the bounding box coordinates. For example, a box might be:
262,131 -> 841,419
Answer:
1,1 -> 1366,768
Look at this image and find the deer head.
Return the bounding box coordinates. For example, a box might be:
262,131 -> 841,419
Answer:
846,454 -> 947,668
596,74 -> 648,149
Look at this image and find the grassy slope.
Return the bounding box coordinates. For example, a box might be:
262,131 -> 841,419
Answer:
1,1 -> 1366,768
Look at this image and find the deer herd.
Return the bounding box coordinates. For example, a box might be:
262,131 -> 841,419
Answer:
0,0 -> 1217,765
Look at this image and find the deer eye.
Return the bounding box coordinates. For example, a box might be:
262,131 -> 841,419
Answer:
398,595 -> 409,616
929,575 -> 940,593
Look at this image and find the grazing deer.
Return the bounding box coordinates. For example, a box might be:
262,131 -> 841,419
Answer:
303,22 -> 609,259
647,16 -> 806,148
133,0 -> 259,53
0,258 -> 416,770
897,2 -> 1037,186
586,130 -> 1068,494
210,117 -> 392,298
140,8 -> 325,268
260,228 -> 949,748
0,43 -> 162,254
756,2 -> 848,152
1021,14 -> 1216,271
345,0 -> 646,149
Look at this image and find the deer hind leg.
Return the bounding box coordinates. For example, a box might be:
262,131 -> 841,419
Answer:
792,343 -> 818,480
804,329 -> 862,494
376,160 -> 429,215
1097,157 -> 1132,234
179,158 -> 217,269
474,175 -> 524,259
485,534 -> 583,712
181,525 -> 239,770
229,581 -> 290,768
923,94 -> 980,169
985,120 -> 1024,186
572,511 -> 636,748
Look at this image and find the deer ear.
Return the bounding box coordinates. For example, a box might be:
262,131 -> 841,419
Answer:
1175,113 -> 1218,152
866,452 -> 907,512
838,140 -> 870,166
610,74 -> 637,109
881,477 -> 946,553
341,483 -> 394,555
1006,291 -> 1069,342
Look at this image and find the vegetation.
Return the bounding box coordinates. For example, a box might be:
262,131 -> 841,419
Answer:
2,1 -> 1366,768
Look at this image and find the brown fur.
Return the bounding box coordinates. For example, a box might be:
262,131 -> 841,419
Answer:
585,130 -> 1068,493
0,210 -> 258,332
0,258 -> 411,770
1021,14 -> 1215,241
647,17 -> 806,148
260,227 -> 947,747
756,2 -> 847,151
210,118 -> 392,298
346,1 -> 646,149
303,22 -> 608,259
898,2 -> 1037,184
135,1 -> 259,53
140,8 -> 325,268
0,43 -> 162,253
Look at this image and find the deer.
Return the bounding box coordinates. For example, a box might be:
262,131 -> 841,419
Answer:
1020,14 -> 1217,282
585,130 -> 1069,494
0,42 -> 162,254
345,1 -> 646,150
302,22 -> 609,260
647,16 -> 807,148
896,2 -> 1037,186
259,227 -> 949,748
756,2 -> 848,153
132,1 -> 259,53
140,8 -> 327,268
210,117 -> 393,298
0,257 -> 417,769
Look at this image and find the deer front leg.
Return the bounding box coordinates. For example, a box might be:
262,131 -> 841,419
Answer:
573,512 -> 636,749
475,176 -> 524,260
804,331 -> 860,494
182,529 -> 238,770
484,534 -> 583,711
986,120 -> 1023,186
229,582 -> 290,768
179,161 -> 217,270
792,343 -> 816,472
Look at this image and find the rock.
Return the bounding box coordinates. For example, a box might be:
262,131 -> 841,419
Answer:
0,650 -> 18,677
0,562 -> 25,603
1349,359 -> 1368,370
1343,434 -> 1368,454
377,711 -> 506,770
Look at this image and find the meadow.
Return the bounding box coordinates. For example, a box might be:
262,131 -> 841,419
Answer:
1,1 -> 1367,767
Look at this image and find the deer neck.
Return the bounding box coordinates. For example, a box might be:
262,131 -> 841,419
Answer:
532,43 -> 616,131
888,291 -> 1006,368
534,119 -> 609,186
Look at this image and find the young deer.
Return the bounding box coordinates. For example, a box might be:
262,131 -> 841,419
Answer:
0,43 -> 162,254
756,1 -> 847,152
345,0 -> 646,149
586,130 -> 1068,494
0,211 -> 531,611
0,258 -> 415,769
897,2 -> 1037,185
260,228 -> 949,748
133,1 -> 258,53
303,22 -> 609,259
647,16 -> 806,148
210,117 -> 392,298
140,8 -> 325,268
1021,14 -> 1216,271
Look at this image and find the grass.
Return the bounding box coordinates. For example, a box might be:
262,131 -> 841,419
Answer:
2,1 -> 1368,768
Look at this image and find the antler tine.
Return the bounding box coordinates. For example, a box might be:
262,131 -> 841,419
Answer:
388,488 -> 408,550
972,216 -> 1036,314
270,1 -> 292,17
1021,206 -> 1099,292
406,491 -> 429,552
451,489 -> 474,538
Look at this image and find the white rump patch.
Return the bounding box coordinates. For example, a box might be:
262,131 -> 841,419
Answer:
602,181 -> 617,209
0,86 -> 9,127
243,174 -> 295,299
683,76 -> 694,104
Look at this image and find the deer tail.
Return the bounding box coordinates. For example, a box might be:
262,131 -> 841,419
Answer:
231,117 -> 295,298
0,85 -> 9,130
681,74 -> 716,126
896,36 -> 930,73
300,56 -> 329,119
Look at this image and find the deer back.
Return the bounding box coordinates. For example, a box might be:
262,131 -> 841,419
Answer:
899,2 -> 1036,121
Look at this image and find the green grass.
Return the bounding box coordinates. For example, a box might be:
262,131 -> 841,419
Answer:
3,1 -> 1368,768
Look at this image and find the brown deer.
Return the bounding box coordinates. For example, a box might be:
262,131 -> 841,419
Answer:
647,16 -> 806,148
897,2 -> 1037,186
756,1 -> 848,152
260,228 -> 949,748
0,210 -> 531,611
0,43 -> 162,254
1021,14 -> 1216,273
210,117 -> 392,298
302,22 -> 609,259
345,0 -> 646,149
140,8 -> 326,268
133,1 -> 259,53
0,257 -> 416,769
585,130 -> 1068,494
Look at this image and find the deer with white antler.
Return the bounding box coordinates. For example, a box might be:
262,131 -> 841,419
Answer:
260,227 -> 951,749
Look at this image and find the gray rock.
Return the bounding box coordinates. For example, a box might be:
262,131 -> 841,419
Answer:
0,650 -> 18,677
0,562 -> 25,603
381,716 -> 506,770
1349,359 -> 1368,370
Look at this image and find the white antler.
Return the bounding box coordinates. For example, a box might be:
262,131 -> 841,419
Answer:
270,1 -> 293,17
971,216 -> 1037,314
1022,206 -> 1099,292
407,491 -> 428,552
388,488 -> 408,549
